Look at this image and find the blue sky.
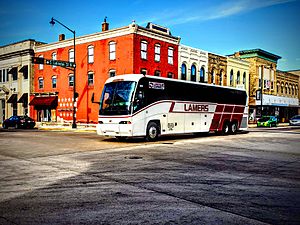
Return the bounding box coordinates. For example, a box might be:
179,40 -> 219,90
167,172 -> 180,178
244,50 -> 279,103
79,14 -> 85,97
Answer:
1,0 -> 299,71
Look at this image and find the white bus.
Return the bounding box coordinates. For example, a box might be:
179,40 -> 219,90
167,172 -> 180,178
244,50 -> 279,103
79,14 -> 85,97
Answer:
97,74 -> 248,141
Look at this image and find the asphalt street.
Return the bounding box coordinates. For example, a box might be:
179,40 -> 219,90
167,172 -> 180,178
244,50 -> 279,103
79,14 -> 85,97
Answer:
0,127 -> 299,224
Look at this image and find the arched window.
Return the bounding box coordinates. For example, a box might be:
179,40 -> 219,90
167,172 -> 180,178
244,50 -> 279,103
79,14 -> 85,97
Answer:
292,85 -> 295,95
52,76 -> 57,89
285,84 -> 288,95
219,70 -> 223,86
109,42 -> 116,60
230,69 -> 234,86
191,65 -> 196,82
296,87 -> 298,96
277,83 -> 280,94
211,69 -> 215,84
88,45 -> 94,63
243,72 -> 246,85
237,71 -> 240,85
281,83 -> 284,94
68,49 -> 74,62
154,44 -> 160,62
141,41 -> 147,59
38,77 -> 44,89
200,67 -> 205,83
52,52 -> 57,68
181,63 -> 186,80
88,71 -> 94,86
69,74 -> 74,87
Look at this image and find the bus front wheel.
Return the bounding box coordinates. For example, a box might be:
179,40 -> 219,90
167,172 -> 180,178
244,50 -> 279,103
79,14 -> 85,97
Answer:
146,122 -> 160,141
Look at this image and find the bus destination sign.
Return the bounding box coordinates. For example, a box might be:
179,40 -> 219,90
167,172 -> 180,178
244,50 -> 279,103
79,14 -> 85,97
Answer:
149,82 -> 165,90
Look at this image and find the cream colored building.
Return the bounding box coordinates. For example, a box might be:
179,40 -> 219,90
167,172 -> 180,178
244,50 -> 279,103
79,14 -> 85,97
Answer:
178,45 -> 208,82
0,40 -> 42,122
226,57 -> 250,96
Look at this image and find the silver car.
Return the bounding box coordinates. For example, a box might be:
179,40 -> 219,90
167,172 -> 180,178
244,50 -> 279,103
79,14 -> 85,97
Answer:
289,115 -> 300,126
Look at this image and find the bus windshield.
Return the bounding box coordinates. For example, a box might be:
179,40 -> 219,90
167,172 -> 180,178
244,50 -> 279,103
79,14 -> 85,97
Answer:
99,81 -> 136,115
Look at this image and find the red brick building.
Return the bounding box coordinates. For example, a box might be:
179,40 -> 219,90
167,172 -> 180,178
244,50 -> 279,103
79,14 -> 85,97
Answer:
31,22 -> 180,123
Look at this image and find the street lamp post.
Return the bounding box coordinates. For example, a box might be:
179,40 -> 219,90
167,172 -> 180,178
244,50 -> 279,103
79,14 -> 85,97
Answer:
50,17 -> 77,128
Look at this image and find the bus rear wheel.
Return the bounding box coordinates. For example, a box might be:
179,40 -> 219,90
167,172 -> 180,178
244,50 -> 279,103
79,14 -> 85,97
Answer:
229,122 -> 238,134
146,122 -> 160,141
222,122 -> 230,135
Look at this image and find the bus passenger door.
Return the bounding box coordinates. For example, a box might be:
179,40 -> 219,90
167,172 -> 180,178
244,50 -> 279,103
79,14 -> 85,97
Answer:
132,86 -> 146,136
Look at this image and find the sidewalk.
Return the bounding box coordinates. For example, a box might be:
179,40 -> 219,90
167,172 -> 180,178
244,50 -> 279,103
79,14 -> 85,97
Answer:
37,122 -> 97,132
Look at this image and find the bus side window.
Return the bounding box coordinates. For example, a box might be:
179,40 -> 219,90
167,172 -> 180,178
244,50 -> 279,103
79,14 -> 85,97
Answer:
133,90 -> 144,112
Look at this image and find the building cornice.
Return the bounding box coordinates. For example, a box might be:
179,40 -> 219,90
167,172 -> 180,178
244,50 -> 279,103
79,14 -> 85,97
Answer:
36,23 -> 180,53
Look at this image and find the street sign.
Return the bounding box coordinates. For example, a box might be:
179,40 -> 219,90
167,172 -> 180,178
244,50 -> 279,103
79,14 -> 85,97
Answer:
32,57 -> 76,68
45,59 -> 76,68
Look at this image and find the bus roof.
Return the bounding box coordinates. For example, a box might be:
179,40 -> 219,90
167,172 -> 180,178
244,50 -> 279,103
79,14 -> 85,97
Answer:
106,74 -> 247,93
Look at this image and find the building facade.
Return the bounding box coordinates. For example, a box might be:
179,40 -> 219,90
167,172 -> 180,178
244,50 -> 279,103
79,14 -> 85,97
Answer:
207,53 -> 227,85
178,45 -> 208,82
276,70 -> 299,121
233,49 -> 299,122
31,22 -> 180,124
226,57 -> 250,96
0,40 -> 42,122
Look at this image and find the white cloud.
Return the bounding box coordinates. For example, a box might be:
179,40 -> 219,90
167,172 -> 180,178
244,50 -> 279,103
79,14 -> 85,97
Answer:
154,0 -> 297,26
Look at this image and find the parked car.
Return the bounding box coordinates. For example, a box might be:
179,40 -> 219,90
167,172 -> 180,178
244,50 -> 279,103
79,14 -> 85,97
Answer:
2,115 -> 35,129
257,116 -> 278,127
289,115 -> 300,126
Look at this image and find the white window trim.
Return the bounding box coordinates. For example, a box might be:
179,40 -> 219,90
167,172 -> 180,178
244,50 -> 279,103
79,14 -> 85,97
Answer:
88,45 -> 94,64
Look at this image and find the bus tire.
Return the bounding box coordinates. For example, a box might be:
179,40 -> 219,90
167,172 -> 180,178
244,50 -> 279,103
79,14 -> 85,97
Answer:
229,122 -> 238,134
146,122 -> 160,141
222,122 -> 230,135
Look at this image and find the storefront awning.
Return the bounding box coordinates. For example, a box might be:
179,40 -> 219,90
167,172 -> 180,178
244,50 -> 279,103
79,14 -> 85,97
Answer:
29,96 -> 58,107
17,93 -> 28,103
7,94 -> 18,103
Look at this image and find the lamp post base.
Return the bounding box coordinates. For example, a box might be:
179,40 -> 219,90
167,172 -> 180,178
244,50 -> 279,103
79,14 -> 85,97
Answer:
72,123 -> 77,129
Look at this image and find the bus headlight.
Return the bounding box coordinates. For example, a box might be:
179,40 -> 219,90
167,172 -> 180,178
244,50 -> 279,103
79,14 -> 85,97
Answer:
98,121 -> 103,124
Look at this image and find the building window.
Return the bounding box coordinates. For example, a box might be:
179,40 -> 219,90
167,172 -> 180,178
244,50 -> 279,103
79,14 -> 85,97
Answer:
140,69 -> 147,75
230,70 -> 234,86
69,74 -> 74,87
281,84 -> 284,94
154,70 -> 161,76
69,49 -> 74,62
109,69 -> 116,77
88,45 -> 94,63
219,70 -> 223,86
52,52 -> 57,68
155,44 -> 160,62
141,41 -> 147,60
109,41 -> 116,60
237,71 -> 240,85
167,72 -> 173,78
52,76 -> 57,89
292,86 -> 295,95
39,55 -> 44,70
191,65 -> 196,82
243,72 -> 246,85
38,77 -> 44,89
181,63 -> 187,80
200,67 -> 205,83
88,71 -> 94,86
168,47 -> 174,65
211,69 -> 215,84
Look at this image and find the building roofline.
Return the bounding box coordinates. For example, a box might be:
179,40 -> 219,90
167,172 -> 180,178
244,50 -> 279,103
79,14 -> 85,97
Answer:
238,48 -> 281,60
0,39 -> 45,48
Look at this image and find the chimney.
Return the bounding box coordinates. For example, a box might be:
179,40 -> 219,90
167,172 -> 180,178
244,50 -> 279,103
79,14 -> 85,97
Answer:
102,16 -> 109,31
59,34 -> 65,41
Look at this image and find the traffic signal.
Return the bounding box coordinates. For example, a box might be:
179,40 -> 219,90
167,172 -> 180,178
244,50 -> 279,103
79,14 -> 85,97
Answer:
32,57 -> 45,64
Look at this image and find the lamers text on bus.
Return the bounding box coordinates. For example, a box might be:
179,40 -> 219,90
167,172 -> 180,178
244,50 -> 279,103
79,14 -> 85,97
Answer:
184,104 -> 209,112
